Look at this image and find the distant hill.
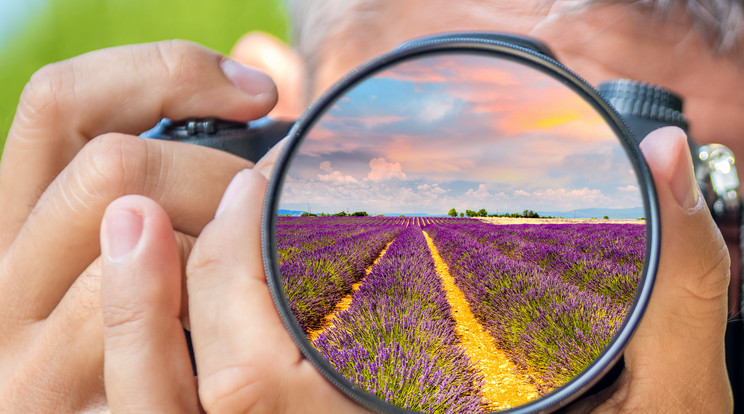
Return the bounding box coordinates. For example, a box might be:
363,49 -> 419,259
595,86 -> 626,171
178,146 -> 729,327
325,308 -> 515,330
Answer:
538,207 -> 645,220
277,209 -> 307,217
277,207 -> 645,219
277,210 -> 447,217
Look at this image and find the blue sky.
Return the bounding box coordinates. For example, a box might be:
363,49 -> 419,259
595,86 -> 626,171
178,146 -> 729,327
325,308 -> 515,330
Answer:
279,53 -> 643,217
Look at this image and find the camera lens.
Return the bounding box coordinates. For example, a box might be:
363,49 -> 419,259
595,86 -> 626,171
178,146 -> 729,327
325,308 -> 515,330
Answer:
598,79 -> 688,144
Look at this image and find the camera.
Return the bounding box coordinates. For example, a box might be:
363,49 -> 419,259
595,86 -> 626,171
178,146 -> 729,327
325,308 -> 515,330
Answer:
140,116 -> 294,164
598,79 -> 741,226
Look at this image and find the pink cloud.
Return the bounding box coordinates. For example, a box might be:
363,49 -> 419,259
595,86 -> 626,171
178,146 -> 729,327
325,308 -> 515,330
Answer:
367,157 -> 407,181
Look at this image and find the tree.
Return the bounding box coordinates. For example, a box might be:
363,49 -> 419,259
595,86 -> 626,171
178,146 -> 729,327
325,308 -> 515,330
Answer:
351,211 -> 368,216
603,215 -> 609,220
465,209 -> 477,217
459,212 -> 464,217
477,208 -> 488,217
333,211 -> 347,217
448,208 -> 458,217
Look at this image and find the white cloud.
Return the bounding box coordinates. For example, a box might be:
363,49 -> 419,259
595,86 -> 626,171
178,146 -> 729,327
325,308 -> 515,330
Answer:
367,157 -> 407,182
418,99 -> 454,123
464,184 -> 491,200
317,161 -> 358,184
617,184 -> 639,193
417,183 -> 448,197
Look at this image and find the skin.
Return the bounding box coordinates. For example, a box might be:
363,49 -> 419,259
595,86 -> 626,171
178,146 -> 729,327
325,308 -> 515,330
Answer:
0,0 -> 736,412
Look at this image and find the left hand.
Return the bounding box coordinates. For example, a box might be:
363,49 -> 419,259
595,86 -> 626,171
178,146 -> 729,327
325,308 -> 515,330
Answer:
99,169 -> 372,413
0,40 -> 276,412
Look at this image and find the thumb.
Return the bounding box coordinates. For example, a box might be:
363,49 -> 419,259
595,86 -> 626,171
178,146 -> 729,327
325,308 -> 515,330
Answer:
621,127 -> 732,411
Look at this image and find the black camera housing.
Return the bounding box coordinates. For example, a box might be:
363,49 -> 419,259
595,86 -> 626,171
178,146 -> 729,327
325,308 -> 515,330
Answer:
141,116 -> 294,164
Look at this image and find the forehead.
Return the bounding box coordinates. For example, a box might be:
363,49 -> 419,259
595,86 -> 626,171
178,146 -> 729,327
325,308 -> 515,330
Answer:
312,1 -> 744,151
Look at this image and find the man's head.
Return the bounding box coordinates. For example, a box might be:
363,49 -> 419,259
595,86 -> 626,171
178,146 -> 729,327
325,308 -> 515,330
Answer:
235,0 -> 744,166
285,0 -> 744,94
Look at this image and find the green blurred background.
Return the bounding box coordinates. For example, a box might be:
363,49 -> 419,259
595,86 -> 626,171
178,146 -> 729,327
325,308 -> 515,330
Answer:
0,0 -> 289,159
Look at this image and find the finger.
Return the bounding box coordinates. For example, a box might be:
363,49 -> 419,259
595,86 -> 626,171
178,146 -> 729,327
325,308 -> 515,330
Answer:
0,261 -> 107,413
187,170 -> 368,413
0,230 -> 197,412
0,40 -> 277,250
0,134 -> 247,322
100,195 -> 198,413
230,32 -> 308,119
254,135 -> 288,179
606,127 -> 733,411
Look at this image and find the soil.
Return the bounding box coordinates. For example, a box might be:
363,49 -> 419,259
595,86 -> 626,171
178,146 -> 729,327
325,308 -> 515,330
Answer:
423,231 -> 539,410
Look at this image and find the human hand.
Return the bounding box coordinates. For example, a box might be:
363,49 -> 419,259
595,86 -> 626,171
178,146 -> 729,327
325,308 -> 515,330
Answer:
564,127 -> 734,413
99,169 -> 372,413
97,127 -> 733,414
0,41 -> 278,412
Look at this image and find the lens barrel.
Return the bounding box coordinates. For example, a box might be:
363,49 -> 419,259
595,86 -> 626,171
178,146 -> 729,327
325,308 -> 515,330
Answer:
598,79 -> 688,145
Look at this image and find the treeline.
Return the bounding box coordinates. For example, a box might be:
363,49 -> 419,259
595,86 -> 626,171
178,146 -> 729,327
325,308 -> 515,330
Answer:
447,208 -> 550,219
296,211 -> 369,217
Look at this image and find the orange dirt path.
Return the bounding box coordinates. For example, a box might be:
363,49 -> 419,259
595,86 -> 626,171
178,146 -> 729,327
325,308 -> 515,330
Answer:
423,231 -> 539,411
307,241 -> 393,342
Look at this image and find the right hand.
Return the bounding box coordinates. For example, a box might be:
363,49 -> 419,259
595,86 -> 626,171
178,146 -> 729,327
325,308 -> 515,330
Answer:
0,40 -> 278,412
564,127 -> 733,413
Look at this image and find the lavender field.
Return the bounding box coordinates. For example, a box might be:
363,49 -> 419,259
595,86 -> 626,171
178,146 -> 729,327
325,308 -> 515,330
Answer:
276,216 -> 646,412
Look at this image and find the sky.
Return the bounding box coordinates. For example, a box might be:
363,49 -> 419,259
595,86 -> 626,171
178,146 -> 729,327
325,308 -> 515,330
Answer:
278,53 -> 644,217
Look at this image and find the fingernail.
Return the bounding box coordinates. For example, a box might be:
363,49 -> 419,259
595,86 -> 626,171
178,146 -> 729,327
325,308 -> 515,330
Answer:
105,208 -> 144,262
216,169 -> 251,217
641,127 -> 700,210
220,58 -> 275,96
670,141 -> 701,211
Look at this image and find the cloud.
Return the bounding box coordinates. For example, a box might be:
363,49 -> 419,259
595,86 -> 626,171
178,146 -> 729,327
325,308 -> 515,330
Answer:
617,185 -> 639,192
465,184 -> 491,200
418,98 -> 454,123
367,157 -> 407,182
317,161 -> 358,184
530,187 -> 611,209
417,183 -> 448,197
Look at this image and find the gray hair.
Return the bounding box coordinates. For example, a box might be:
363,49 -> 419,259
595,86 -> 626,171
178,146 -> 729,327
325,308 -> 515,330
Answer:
590,0 -> 744,53
285,0 -> 743,87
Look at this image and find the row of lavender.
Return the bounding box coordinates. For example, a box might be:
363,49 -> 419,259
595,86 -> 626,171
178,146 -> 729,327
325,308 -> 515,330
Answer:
277,218 -> 403,332
313,227 -> 485,413
276,216 -> 646,409
423,220 -> 644,391
441,220 -> 645,304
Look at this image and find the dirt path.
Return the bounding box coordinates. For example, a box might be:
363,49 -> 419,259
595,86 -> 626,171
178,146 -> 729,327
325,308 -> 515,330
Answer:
307,241 -> 393,342
423,231 -> 539,411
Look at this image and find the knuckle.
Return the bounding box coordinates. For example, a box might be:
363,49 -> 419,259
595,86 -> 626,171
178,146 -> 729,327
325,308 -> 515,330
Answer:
198,365 -> 265,414
686,237 -> 731,302
151,40 -> 205,88
186,248 -> 223,283
101,302 -> 150,347
74,133 -> 150,200
17,60 -> 74,123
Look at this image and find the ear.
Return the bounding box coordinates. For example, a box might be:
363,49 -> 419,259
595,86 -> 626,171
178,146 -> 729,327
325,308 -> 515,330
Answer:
230,32 -> 308,120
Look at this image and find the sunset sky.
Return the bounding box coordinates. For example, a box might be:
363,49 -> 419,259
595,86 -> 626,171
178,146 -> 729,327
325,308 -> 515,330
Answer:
279,53 -> 644,217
